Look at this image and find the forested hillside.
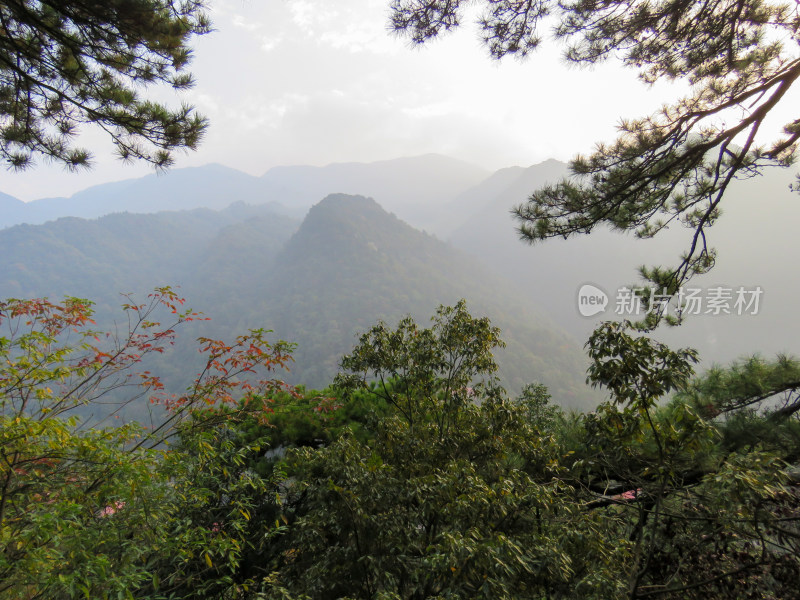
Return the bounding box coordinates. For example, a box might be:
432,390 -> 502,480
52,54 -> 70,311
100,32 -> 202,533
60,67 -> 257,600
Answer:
253,194 -> 591,404
0,202 -> 299,309
0,194 -> 595,409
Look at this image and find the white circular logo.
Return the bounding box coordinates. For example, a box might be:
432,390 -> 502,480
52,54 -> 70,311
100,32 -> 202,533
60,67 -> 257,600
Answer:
577,284 -> 608,317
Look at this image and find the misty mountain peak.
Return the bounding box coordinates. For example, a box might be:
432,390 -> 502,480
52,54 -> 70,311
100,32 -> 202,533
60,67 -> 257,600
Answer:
284,194 -> 420,261
303,193 -> 411,232
312,193 -> 384,214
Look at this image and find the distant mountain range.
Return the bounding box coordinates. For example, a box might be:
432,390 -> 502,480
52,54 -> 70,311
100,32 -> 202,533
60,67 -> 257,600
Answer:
0,192 -> 597,410
0,154 -> 489,232
2,152 -> 797,391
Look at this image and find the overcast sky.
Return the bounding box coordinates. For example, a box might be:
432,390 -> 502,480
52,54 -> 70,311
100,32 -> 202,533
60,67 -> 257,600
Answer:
2,0 -> 797,201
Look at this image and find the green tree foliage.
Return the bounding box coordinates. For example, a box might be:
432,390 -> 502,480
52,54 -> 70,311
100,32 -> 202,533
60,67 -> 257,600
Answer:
680,354 -> 800,421
254,306 -> 799,599
0,0 -> 210,170
3,293 -> 795,598
390,0 -> 800,293
335,300 -> 506,429
136,407 -> 288,600
271,406 -> 625,600
238,384 -> 391,455
266,302 -> 624,599
676,354 -> 800,461
572,325 -> 800,598
0,288 -> 295,598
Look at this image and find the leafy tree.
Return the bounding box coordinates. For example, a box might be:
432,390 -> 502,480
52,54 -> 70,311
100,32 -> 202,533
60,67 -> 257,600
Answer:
572,323 -> 800,598
134,406 -> 288,600
0,288 -> 295,598
271,406 -> 626,600
1,418 -> 168,599
334,300 -> 506,431
514,381 -> 561,434
0,0 -> 210,170
262,303 -> 625,599
236,384 -> 391,457
389,0 -> 800,294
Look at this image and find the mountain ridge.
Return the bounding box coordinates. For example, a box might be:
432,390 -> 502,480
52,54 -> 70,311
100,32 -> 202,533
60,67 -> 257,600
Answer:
0,192 -> 597,409
1,154 -> 490,232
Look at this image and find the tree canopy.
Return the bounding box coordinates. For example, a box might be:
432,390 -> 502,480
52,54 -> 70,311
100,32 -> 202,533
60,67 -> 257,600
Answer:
260,304 -> 800,599
1,293 -> 797,598
0,288 -> 297,598
390,0 -> 800,295
0,0 -> 210,170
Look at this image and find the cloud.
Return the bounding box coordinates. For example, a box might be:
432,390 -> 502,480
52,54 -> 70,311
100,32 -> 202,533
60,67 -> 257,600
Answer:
289,1 -> 341,34
231,14 -> 263,32
287,0 -> 399,54
202,87 -> 537,173
2,0 -> 695,201
319,23 -> 394,54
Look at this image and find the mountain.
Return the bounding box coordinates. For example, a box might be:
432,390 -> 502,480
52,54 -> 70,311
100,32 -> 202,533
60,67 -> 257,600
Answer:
259,154 -> 490,232
449,159 -> 668,333
442,159 -> 565,237
0,191 -> 27,229
1,154 -> 489,232
0,194 -> 597,410
0,202 -> 300,306
7,164 -> 291,227
5,150 -> 796,397
250,194 -> 593,407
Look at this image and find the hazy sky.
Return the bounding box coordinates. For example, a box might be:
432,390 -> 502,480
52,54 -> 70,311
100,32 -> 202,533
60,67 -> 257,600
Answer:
2,0 -> 796,201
